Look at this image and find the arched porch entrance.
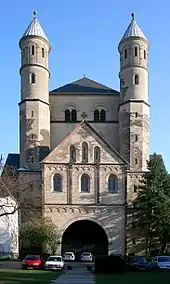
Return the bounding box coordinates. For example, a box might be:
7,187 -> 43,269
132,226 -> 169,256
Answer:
61,220 -> 108,259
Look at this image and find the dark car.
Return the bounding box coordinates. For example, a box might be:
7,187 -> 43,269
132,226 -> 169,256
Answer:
21,255 -> 45,270
128,256 -> 148,271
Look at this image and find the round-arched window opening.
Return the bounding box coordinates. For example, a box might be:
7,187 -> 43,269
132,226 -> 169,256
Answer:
94,110 -> 100,121
134,74 -> 139,85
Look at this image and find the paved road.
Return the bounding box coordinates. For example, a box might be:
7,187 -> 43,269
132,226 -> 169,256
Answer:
51,267 -> 94,284
0,261 -> 21,270
0,261 -> 94,270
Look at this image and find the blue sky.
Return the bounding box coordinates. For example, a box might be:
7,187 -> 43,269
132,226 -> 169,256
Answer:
1,0 -> 170,170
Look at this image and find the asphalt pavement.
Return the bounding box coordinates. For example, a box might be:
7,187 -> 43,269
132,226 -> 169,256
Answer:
0,261 -> 94,270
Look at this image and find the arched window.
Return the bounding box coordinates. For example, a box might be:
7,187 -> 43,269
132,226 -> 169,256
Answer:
81,174 -> 90,192
53,174 -> 62,192
30,45 -> 35,55
94,110 -> 100,121
134,74 -> 139,85
71,109 -> 77,122
82,142 -> 88,162
108,174 -> 117,193
135,134 -> 138,142
134,185 -> 138,193
65,109 -> 70,122
94,146 -> 100,162
144,50 -> 146,59
124,48 -> 127,59
135,46 -> 138,57
22,48 -> 25,57
42,48 -> 45,58
100,109 -> 106,121
70,146 -> 76,162
30,73 -> 36,84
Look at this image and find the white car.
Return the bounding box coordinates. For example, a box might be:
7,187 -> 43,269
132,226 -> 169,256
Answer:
152,256 -> 170,270
44,255 -> 64,271
80,252 -> 93,262
63,252 -> 75,261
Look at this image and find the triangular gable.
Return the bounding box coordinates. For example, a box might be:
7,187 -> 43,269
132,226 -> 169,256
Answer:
42,120 -> 129,165
50,77 -> 119,95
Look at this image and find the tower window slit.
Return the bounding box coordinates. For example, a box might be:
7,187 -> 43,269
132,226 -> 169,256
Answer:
30,73 -> 36,84
124,49 -> 127,59
30,45 -> 35,55
134,74 -> 139,85
42,48 -> 45,58
144,50 -> 146,59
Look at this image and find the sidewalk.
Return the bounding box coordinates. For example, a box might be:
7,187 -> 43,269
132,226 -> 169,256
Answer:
51,267 -> 95,284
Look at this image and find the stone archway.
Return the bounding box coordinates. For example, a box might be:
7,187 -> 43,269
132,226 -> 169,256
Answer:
61,219 -> 108,259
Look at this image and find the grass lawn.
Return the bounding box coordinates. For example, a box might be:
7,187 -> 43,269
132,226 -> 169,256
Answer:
0,269 -> 62,284
95,272 -> 170,284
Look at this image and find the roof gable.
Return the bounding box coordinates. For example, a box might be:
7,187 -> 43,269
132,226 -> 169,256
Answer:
50,77 -> 119,95
42,120 -> 128,165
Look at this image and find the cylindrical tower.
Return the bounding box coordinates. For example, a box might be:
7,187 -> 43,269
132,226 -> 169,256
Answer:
19,11 -> 51,169
118,13 -> 150,171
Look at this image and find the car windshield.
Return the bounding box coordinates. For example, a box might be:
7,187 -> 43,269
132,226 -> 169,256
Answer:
65,253 -> 73,256
158,256 -> 170,262
131,257 -> 146,263
25,255 -> 40,260
47,256 -> 62,262
83,253 -> 90,256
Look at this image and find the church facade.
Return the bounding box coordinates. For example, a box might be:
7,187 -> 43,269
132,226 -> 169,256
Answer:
8,12 -> 150,256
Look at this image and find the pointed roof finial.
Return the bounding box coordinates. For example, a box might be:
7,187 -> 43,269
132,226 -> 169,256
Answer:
20,10 -> 49,44
33,10 -> 37,18
120,12 -> 147,42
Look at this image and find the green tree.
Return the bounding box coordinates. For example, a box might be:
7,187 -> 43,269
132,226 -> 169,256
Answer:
137,153 -> 170,255
20,217 -> 59,254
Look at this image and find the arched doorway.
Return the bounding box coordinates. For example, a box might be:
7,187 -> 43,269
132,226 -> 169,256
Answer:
61,220 -> 108,259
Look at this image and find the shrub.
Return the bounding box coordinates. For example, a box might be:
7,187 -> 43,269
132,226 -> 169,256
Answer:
94,254 -> 126,274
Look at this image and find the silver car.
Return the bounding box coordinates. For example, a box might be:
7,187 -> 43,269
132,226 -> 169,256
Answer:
44,255 -> 64,271
80,252 -> 93,262
63,252 -> 75,261
152,256 -> 170,270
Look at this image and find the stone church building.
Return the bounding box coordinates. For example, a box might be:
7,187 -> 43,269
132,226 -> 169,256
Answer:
6,12 -> 149,256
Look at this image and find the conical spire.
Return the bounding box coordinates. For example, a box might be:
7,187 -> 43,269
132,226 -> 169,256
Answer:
21,11 -> 49,43
120,13 -> 147,42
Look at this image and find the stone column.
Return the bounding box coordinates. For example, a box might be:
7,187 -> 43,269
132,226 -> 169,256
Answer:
67,164 -> 72,204
94,164 -> 100,204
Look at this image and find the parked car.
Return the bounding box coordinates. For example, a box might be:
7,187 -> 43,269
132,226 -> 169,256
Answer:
21,255 -> 45,269
44,255 -> 64,271
80,252 -> 93,262
128,256 -> 148,271
151,256 -> 170,271
63,252 -> 75,261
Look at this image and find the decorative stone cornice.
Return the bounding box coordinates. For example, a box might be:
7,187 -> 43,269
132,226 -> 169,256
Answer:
45,205 -> 123,214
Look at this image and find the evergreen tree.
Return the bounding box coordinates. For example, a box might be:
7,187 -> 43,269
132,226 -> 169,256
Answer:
137,153 -> 170,254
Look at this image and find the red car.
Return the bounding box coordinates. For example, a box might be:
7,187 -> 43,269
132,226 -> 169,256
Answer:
21,255 -> 45,269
